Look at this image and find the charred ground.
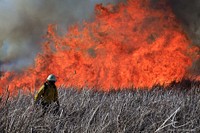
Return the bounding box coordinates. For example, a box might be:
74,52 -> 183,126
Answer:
0,80 -> 200,133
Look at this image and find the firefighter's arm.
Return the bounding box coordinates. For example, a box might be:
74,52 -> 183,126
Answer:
34,85 -> 45,104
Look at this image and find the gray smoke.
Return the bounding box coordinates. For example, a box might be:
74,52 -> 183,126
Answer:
0,0 -> 121,71
1,0 -> 199,72
168,0 -> 200,45
168,0 -> 200,75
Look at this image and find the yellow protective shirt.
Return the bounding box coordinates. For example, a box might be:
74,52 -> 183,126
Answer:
34,82 -> 58,104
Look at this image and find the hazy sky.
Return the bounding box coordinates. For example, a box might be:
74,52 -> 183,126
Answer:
0,0 -> 121,70
1,0 -> 199,71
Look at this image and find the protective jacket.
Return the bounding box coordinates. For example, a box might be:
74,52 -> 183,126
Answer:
34,82 -> 58,104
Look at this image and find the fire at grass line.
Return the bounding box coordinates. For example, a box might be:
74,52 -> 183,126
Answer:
0,0 -> 200,131
0,80 -> 200,132
0,0 -> 200,95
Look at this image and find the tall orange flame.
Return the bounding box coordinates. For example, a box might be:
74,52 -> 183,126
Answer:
0,0 -> 198,94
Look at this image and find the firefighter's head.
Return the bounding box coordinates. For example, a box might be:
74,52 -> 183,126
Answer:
47,74 -> 56,84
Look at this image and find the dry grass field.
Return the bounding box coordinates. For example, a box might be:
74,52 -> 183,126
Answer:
0,80 -> 200,133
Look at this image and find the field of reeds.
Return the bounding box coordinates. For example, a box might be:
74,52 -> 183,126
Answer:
0,80 -> 200,133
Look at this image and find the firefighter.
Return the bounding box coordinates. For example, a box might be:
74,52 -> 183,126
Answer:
34,74 -> 60,115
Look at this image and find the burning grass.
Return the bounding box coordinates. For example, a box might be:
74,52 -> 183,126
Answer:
1,0 -> 199,93
0,80 -> 200,133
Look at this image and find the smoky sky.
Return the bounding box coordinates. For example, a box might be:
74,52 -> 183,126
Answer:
0,0 -> 121,70
1,0 -> 200,71
167,0 -> 200,75
168,0 -> 200,45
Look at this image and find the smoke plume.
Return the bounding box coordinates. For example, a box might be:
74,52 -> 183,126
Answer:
168,0 -> 200,45
0,0 -> 121,70
1,0 -> 199,71
168,0 -> 200,75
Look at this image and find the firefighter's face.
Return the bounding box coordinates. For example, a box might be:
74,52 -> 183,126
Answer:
49,81 -> 56,84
